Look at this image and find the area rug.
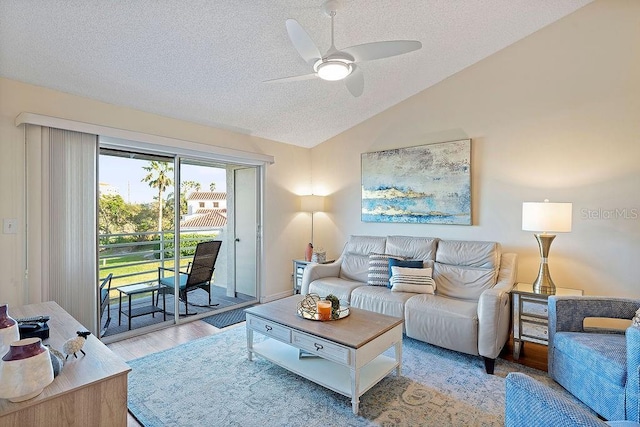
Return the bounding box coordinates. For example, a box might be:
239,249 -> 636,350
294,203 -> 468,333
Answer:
127,326 -> 570,427
201,304 -> 258,329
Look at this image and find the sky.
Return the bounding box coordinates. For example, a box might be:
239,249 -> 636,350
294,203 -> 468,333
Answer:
99,154 -> 227,204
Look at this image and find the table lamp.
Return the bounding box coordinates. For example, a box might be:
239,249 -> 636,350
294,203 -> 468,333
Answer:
522,200 -> 572,294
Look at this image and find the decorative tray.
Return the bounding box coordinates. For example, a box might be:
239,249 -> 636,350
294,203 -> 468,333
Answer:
296,294 -> 350,321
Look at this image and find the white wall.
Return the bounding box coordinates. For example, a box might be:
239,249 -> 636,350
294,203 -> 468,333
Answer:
0,78 -> 312,306
311,0 -> 640,297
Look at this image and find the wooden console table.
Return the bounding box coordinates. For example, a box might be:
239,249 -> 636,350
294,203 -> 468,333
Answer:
0,301 -> 131,426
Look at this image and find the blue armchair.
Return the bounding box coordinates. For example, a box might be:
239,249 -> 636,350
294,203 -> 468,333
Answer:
505,372 -> 640,427
548,296 -> 640,423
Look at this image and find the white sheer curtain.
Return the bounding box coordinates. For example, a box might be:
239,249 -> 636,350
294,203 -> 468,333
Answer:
26,125 -> 98,334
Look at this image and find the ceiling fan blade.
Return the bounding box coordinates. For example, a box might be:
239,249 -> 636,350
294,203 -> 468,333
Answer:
264,73 -> 318,83
342,40 -> 422,62
286,19 -> 322,66
345,65 -> 364,97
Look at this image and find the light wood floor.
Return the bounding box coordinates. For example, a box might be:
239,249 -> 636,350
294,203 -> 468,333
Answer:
108,321 -> 547,426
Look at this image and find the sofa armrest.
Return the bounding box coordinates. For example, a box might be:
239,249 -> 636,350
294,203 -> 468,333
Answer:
300,259 -> 343,295
477,253 -> 517,359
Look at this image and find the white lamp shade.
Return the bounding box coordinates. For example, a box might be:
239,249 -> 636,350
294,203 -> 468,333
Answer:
522,201 -> 572,232
300,195 -> 325,213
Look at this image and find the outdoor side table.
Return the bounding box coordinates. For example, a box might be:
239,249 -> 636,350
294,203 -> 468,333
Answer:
117,282 -> 166,330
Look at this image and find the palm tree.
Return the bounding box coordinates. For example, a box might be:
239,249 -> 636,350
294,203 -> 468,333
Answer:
141,161 -> 173,232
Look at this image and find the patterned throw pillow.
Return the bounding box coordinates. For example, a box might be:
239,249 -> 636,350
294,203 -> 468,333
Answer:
390,266 -> 435,294
367,253 -> 406,286
388,258 -> 424,288
633,308 -> 640,327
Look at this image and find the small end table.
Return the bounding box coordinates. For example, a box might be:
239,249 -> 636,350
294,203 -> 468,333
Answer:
292,259 -> 335,294
117,282 -> 167,330
512,282 -> 583,360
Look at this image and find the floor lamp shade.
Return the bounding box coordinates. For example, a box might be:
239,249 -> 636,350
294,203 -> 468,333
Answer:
522,201 -> 572,294
300,195 -> 325,213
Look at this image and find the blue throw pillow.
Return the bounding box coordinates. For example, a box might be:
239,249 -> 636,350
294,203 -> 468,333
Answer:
388,258 -> 423,288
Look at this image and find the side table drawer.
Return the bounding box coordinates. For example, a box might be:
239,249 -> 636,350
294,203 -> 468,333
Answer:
522,321 -> 548,341
521,299 -> 549,317
246,315 -> 291,343
292,331 -> 350,365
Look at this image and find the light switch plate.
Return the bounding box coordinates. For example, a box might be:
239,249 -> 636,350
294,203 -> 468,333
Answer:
3,219 -> 18,234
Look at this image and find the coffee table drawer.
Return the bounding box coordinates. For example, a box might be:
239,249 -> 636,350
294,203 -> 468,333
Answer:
246,315 -> 291,343
292,331 -> 350,365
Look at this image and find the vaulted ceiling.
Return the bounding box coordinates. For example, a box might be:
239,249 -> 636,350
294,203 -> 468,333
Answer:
0,0 -> 593,147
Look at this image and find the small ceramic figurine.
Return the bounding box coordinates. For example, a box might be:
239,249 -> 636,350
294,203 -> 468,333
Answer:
63,331 -> 91,360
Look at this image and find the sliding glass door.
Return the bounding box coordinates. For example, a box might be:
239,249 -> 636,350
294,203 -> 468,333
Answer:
98,142 -> 261,338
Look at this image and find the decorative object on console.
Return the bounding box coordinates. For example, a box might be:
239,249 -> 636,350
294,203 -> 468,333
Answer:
0,304 -> 20,358
0,337 -> 55,402
361,139 -> 471,225
62,331 -> 91,360
45,345 -> 65,377
300,194 -> 326,247
522,200 -> 572,294
311,250 -> 326,263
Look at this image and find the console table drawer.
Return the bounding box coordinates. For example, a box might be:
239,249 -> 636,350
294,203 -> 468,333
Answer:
292,331 -> 350,365
521,299 -> 549,317
246,315 -> 291,343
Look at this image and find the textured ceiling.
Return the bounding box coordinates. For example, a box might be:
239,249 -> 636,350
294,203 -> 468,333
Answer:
0,0 -> 593,148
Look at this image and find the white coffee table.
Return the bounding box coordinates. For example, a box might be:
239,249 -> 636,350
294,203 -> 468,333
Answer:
245,295 -> 403,415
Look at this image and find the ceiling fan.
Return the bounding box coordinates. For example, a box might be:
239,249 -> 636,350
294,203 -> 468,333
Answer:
266,0 -> 422,97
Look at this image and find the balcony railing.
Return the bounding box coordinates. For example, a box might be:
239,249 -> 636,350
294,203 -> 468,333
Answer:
99,228 -> 222,293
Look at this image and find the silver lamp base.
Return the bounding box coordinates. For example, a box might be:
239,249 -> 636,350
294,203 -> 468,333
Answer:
532,233 -> 557,295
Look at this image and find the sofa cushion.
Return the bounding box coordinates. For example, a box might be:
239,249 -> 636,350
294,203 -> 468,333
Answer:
386,236 -> 438,261
308,277 -> 362,304
390,266 -> 435,294
340,235 -> 387,283
405,294 -> 479,356
434,263 -> 497,300
367,253 -> 406,287
351,286 -> 413,320
436,240 -> 500,269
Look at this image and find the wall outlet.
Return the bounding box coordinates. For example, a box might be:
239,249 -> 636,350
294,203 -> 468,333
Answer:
3,219 -> 18,234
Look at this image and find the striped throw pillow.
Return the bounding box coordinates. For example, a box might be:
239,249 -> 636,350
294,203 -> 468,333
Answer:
390,266 -> 435,294
367,253 -> 407,286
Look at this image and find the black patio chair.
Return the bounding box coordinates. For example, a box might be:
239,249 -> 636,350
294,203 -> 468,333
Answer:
99,273 -> 113,337
157,240 -> 222,315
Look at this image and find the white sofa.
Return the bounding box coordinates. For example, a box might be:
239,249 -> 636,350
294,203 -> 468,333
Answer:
300,235 -> 518,374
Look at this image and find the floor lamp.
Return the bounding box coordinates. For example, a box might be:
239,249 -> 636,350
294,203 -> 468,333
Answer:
300,195 -> 325,247
522,200 -> 572,294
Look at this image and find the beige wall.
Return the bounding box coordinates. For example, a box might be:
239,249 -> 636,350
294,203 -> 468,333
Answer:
0,78 -> 311,306
1,0 -> 637,307
311,0 -> 640,297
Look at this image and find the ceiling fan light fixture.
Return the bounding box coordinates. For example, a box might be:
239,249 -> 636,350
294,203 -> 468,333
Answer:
316,60 -> 351,81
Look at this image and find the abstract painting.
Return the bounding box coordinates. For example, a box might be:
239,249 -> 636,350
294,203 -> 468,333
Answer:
361,139 -> 471,224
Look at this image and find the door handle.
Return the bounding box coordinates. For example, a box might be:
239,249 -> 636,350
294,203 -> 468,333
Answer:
235,238 -> 240,242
